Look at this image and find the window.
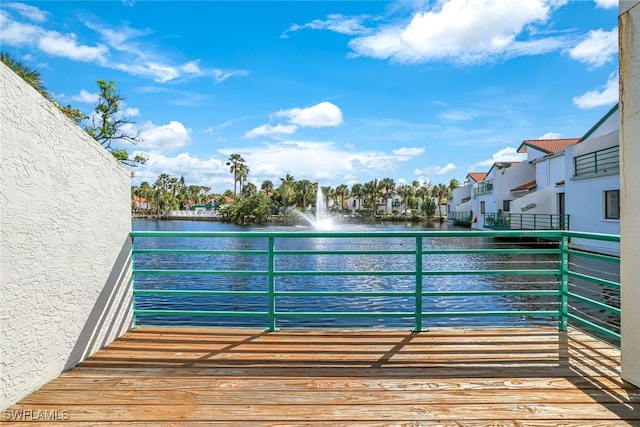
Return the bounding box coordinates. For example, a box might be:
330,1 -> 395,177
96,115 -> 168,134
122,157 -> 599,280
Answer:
503,200 -> 511,212
604,190 -> 620,219
480,201 -> 486,214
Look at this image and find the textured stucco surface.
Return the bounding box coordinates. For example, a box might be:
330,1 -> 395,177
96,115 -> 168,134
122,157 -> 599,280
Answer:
0,63 -> 133,408
620,1 -> 640,388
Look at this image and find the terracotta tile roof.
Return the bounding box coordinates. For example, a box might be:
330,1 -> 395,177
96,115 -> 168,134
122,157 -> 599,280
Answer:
467,172 -> 487,183
556,180 -> 565,186
511,180 -> 537,192
517,138 -> 580,154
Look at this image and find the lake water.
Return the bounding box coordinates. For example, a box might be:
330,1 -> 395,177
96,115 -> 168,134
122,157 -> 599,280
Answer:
132,219 -> 619,335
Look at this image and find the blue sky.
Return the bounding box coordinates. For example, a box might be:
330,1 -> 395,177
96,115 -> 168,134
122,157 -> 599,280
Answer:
1,0 -> 619,193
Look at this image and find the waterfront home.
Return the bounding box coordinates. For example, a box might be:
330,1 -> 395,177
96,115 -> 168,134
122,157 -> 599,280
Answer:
448,172 -> 486,224
485,137 -> 580,230
564,104 -> 620,254
471,161 -> 535,230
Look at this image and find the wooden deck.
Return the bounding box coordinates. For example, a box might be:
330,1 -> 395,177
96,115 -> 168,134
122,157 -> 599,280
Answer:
5,326 -> 639,426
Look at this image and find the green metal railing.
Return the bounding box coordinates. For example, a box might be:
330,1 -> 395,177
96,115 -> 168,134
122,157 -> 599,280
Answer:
574,145 -> 619,176
484,213 -> 570,230
130,230 -> 620,344
447,211 -> 473,225
474,180 -> 494,196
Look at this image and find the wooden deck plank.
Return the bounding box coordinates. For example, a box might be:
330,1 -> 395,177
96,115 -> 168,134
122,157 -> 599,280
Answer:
4,326 -> 639,426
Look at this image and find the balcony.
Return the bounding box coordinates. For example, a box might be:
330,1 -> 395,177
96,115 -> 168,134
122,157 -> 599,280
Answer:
574,145 -> 620,177
474,179 -> 494,196
5,230 -> 635,425
447,210 -> 473,225
484,213 -> 570,230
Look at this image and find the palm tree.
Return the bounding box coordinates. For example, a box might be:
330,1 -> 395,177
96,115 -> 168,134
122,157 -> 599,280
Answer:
261,180 -> 274,194
295,179 -> 314,210
435,183 -> 450,217
363,179 -> 381,216
398,184 -> 414,213
379,177 -> 395,213
335,184 -> 350,212
226,153 -> 246,200
350,183 -> 364,213
1,52 -> 53,101
321,186 -> 334,212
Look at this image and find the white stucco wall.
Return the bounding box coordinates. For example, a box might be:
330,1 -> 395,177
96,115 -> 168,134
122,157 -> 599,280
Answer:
0,63 -> 133,408
620,0 -> 640,388
450,183 -> 472,211
563,119 -> 620,253
534,154 -> 566,190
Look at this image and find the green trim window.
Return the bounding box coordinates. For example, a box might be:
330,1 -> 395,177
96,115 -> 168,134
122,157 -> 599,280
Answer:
604,190 -> 620,220
503,200 -> 511,212
480,201 -> 486,214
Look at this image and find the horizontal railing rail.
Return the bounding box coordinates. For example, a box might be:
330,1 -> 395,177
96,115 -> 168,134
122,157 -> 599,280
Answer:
574,145 -> 619,176
484,213 -> 570,230
474,180 -> 494,196
131,230 -> 620,345
447,211 -> 473,225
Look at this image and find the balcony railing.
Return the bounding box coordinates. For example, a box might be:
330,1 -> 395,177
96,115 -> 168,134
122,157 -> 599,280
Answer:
484,213 -> 570,230
447,211 -> 473,225
574,145 -> 619,176
474,179 -> 493,196
131,230 -> 619,345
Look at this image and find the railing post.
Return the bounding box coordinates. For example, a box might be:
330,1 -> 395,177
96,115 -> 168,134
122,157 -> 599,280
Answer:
268,237 -> 276,331
131,235 -> 136,328
559,235 -> 569,332
533,214 -> 537,230
414,236 -> 423,332
594,151 -> 598,174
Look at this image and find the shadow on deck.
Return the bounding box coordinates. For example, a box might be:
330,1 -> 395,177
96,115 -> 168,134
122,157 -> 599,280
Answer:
4,327 -> 639,425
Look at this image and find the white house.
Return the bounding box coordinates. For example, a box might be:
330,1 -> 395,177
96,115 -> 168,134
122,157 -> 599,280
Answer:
564,104 -> 620,254
507,138 -> 580,229
472,161 -> 535,230
449,173 -> 486,224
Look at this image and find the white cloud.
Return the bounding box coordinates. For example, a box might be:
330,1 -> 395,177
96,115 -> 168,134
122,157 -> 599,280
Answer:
132,151 -> 229,189
283,14 -> 370,38
244,124 -> 298,139
135,120 -> 191,150
38,31 -> 109,62
0,12 -> 43,46
594,0 -> 618,8
348,0 -> 568,64
392,147 -> 425,157
568,28 -> 617,68
539,132 -> 562,139
212,68 -> 250,83
70,89 -> 99,104
1,12 -> 247,85
4,2 -> 48,23
121,107 -> 140,117
132,140 -> 424,192
572,73 -> 618,109
275,101 -> 343,127
470,146 -> 527,170
414,162 -> 456,175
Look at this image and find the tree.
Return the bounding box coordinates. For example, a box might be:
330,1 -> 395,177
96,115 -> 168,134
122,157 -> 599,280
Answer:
226,153 -> 246,200
379,178 -> 395,213
335,184 -> 350,212
295,179 -> 315,210
84,80 -> 146,166
261,180 -> 274,194
350,183 -> 364,212
1,52 -> 52,101
434,183 -> 450,217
